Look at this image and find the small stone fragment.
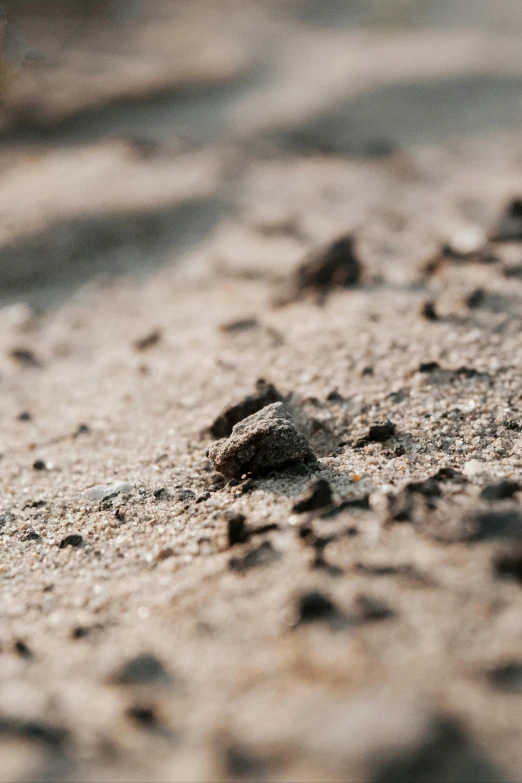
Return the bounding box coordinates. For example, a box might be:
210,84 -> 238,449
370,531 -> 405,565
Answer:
83,481 -> 131,502
493,545 -> 522,582
210,379 -> 283,439
368,420 -> 396,442
418,361 -> 440,373
487,662 -> 522,693
133,329 -> 162,351
14,640 -> 33,659
490,197 -> 522,242
370,715 -> 507,783
219,317 -> 259,333
113,654 -> 172,686
59,534 -> 83,549
126,705 -> 158,726
32,459 -> 47,471
480,480 -> 520,501
17,411 -> 31,421
421,299 -> 439,321
208,402 -> 315,479
294,590 -> 346,628
294,234 -> 362,294
292,478 -> 333,513
9,348 -> 41,367
226,512 -> 247,546
466,287 -> 486,309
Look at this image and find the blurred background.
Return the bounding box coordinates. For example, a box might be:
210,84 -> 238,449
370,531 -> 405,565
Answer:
1,0 -> 522,307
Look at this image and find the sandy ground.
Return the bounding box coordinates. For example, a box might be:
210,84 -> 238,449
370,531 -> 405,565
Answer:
2,2 -> 522,781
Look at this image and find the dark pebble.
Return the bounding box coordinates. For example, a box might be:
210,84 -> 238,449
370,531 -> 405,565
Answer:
32,459 -> 47,471
370,715 -> 508,783
113,654 -> 172,686
126,705 -> 158,726
133,329 -> 162,351
17,411 -> 32,421
226,512 -> 247,546
9,348 -> 41,368
14,640 -> 33,659
58,534 -> 84,549
418,361 -> 440,373
490,197 -> 522,242
294,234 -> 362,293
292,478 -> 333,513
466,287 -> 486,309
367,420 -> 396,443
487,662 -> 522,693
480,480 -> 520,501
421,299 -> 439,321
294,590 -> 346,628
219,318 -> 259,333
493,546 -> 522,582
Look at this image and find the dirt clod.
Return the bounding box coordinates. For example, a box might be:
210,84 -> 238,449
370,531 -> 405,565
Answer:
292,478 -> 333,512
208,402 -> 315,479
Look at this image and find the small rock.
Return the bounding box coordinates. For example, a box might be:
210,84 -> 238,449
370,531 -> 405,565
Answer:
294,234 -> 362,294
466,287 -> 486,309
219,317 -> 259,333
9,348 -> 41,368
208,402 -> 315,479
229,541 -> 281,573
493,545 -> 522,582
420,300 -> 439,321
294,590 -> 346,628
292,478 -> 333,513
480,480 -> 520,501
487,662 -> 522,693
418,361 -> 440,373
133,329 -> 162,351
113,654 -> 172,686
83,481 -> 131,502
59,534 -> 83,549
126,705 -> 158,726
490,197 -> 522,242
226,512 -> 247,546
14,640 -> 33,659
210,379 -> 283,439
32,459 -> 47,471
370,715 -> 507,783
17,411 -> 32,421
173,488 -> 195,504
368,420 -> 396,442
73,423 -> 90,437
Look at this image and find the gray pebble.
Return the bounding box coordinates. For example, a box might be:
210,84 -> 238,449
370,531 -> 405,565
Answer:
208,402 -> 315,479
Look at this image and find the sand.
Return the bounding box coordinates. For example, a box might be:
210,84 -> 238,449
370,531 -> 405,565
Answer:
2,2 -> 522,781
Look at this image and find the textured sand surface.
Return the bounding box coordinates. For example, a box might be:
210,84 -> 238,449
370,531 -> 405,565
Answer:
2,2 -> 522,781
